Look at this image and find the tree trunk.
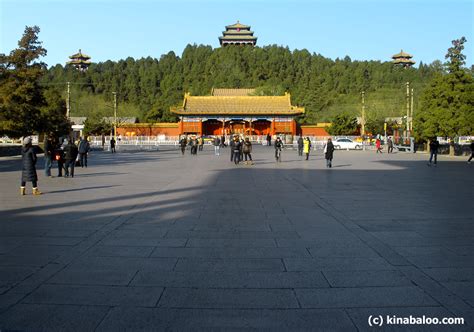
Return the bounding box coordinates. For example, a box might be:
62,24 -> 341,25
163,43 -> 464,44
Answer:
449,140 -> 455,156
426,139 -> 431,152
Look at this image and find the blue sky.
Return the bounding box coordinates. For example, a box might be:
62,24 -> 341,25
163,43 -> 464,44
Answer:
1,0 -> 472,68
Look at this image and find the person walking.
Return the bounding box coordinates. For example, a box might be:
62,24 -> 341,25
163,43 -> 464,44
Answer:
303,137 -> 311,160
239,137 -> 244,161
110,137 -> 116,153
101,134 -> 105,150
387,137 -> 394,153
243,137 -> 253,164
43,134 -> 53,177
220,135 -> 226,147
64,139 -> 79,178
266,133 -> 272,146
232,136 -> 241,165
54,141 -> 65,177
275,137 -> 283,162
427,138 -> 439,166
324,138 -> 335,168
20,137 -> 41,195
179,136 -> 187,155
213,136 -> 221,156
376,138 -> 383,153
468,140 -> 474,164
78,136 -> 90,168
297,135 -> 304,156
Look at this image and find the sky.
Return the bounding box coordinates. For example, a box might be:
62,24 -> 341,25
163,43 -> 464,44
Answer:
1,0 -> 473,68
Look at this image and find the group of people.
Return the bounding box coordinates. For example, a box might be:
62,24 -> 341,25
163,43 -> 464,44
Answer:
21,135 -> 91,195
179,136 -> 206,156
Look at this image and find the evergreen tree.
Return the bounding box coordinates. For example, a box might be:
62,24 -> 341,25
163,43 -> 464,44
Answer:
327,114 -> 358,135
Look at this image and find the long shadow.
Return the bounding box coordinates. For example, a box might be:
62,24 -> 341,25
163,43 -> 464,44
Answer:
47,185 -> 121,194
74,172 -> 129,178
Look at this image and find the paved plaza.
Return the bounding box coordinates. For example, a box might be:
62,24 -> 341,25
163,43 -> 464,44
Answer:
0,145 -> 473,331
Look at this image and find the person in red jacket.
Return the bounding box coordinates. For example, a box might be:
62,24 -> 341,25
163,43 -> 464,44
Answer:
376,138 -> 383,153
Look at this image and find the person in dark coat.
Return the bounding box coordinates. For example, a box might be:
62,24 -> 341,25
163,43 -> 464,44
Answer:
43,134 -> 53,177
78,136 -> 90,168
387,137 -> 394,153
243,137 -> 253,164
110,137 -> 116,153
220,135 -> 226,147
427,138 -> 439,166
213,136 -> 221,156
324,138 -> 335,168
232,136 -> 242,165
20,137 -> 41,195
468,141 -> 474,164
190,137 -> 198,155
297,135 -> 304,156
274,137 -> 283,162
266,133 -> 272,146
179,136 -> 187,155
64,139 -> 79,177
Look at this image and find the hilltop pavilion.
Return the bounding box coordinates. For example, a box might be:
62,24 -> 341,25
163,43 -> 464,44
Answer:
171,88 -> 304,136
219,21 -> 257,46
392,50 -> 415,68
67,49 -> 91,71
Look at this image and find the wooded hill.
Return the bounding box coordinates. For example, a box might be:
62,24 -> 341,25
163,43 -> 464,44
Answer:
42,44 -> 444,123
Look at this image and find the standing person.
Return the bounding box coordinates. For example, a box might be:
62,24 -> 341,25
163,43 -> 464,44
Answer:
243,137 -> 253,164
468,140 -> 474,164
239,137 -> 244,161
297,135 -> 304,156
179,136 -> 187,155
20,137 -> 41,195
427,138 -> 439,166
376,138 -> 383,153
213,136 -> 221,156
232,136 -> 241,165
101,134 -> 105,150
78,136 -> 90,168
303,137 -> 311,160
324,138 -> 335,168
266,133 -> 272,146
54,141 -> 65,177
229,136 -> 235,162
198,136 -> 204,151
275,137 -> 283,162
190,137 -> 198,155
43,134 -> 53,177
64,139 -> 78,178
387,137 -> 394,153
220,134 -> 226,147
110,137 -> 116,153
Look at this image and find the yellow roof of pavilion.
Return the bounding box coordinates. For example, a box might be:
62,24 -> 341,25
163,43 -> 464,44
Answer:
171,92 -> 304,116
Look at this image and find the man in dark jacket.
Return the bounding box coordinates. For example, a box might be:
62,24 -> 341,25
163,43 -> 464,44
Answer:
110,137 -> 116,153
274,137 -> 283,162
266,133 -> 272,146
213,136 -> 221,156
297,135 -> 304,156
179,136 -> 187,155
232,136 -> 242,165
78,136 -> 90,168
243,137 -> 253,164
428,138 -> 439,166
20,137 -> 41,195
64,139 -> 79,177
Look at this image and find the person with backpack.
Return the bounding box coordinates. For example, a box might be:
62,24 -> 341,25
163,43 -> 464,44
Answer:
78,136 -> 90,168
179,136 -> 187,155
243,137 -> 253,164
428,138 -> 440,166
64,139 -> 79,177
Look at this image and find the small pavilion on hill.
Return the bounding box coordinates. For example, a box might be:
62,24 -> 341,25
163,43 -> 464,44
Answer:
219,21 -> 257,46
171,88 -> 304,136
67,49 -> 91,71
392,50 -> 415,68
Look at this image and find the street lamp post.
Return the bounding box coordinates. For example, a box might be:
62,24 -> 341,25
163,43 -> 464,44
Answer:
112,92 -> 117,141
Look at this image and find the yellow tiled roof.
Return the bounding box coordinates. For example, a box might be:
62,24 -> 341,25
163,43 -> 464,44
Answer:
172,94 -> 304,115
212,88 -> 256,96
392,50 -> 413,59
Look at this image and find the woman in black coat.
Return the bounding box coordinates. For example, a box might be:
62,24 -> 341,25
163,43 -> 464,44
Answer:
20,137 -> 41,195
324,138 -> 335,168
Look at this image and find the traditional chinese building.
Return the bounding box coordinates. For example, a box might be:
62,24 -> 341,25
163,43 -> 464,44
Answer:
171,88 -> 304,136
67,49 -> 91,71
219,21 -> 257,46
392,50 -> 415,68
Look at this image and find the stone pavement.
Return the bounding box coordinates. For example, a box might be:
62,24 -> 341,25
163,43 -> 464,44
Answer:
0,145 -> 473,331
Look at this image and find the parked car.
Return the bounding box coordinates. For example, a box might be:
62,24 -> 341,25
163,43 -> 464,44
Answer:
333,138 -> 362,150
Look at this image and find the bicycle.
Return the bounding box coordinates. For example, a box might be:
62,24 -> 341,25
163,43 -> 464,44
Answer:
275,148 -> 282,162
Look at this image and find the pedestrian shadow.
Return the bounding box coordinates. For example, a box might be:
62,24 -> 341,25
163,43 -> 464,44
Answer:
47,185 -> 121,194
74,172 -> 129,177
330,164 -> 352,168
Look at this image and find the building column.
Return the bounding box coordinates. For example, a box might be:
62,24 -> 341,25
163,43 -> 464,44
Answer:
198,119 -> 203,136
179,118 -> 184,135
291,119 -> 296,136
271,119 -> 275,136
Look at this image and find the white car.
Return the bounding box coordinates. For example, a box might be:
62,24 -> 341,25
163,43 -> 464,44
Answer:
333,138 -> 362,150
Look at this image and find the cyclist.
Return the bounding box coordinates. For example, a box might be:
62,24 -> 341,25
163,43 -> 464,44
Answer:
275,137 -> 284,162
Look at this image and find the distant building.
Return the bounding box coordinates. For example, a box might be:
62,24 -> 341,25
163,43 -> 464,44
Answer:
219,21 -> 257,46
392,50 -> 415,68
171,88 -> 304,136
67,49 -> 91,71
